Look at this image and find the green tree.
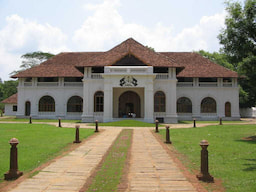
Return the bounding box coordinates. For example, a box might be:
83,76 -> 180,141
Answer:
0,80 -> 18,112
10,51 -> 54,75
2,80 -> 18,99
218,0 -> 256,107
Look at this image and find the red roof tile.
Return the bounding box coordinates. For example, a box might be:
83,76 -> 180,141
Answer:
11,38 -> 238,78
1,93 -> 17,104
76,38 -> 180,68
160,52 -> 238,78
12,52 -> 101,78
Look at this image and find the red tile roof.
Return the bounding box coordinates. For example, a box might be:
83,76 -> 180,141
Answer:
12,52 -> 101,78
1,93 -> 17,104
160,52 -> 238,78
12,38 -> 238,78
75,38 -> 180,68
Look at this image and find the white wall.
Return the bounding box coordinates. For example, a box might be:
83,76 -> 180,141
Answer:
240,107 -> 256,118
4,104 -> 17,116
177,86 -> 240,120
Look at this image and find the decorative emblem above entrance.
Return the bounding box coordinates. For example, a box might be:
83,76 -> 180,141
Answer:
120,76 -> 138,87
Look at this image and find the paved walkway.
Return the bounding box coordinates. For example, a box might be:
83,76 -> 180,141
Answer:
127,129 -> 197,192
9,129 -> 121,192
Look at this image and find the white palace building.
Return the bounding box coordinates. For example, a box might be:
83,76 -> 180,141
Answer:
2,38 -> 240,123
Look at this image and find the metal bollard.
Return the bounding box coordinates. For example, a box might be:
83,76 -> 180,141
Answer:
219,117 -> 222,125
4,138 -> 23,180
58,118 -> 62,127
29,116 -> 32,124
196,140 -> 214,182
95,120 -> 99,132
73,125 -> 81,143
155,120 -> 159,133
193,118 -> 196,128
165,126 -> 172,144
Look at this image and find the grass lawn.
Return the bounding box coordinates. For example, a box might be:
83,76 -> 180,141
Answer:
86,129 -> 132,192
0,117 -> 81,123
89,119 -> 164,127
0,123 -> 94,182
159,124 -> 256,192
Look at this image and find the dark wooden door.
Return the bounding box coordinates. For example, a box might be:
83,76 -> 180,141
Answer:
225,102 -> 231,117
25,101 -> 31,116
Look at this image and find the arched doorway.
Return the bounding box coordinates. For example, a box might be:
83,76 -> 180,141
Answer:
25,101 -> 31,116
225,102 -> 231,117
119,91 -> 140,118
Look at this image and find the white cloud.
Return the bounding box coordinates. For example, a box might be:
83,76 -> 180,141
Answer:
73,0 -> 226,52
0,14 -> 69,80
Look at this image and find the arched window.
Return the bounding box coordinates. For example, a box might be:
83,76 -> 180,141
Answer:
94,91 -> 104,112
201,97 -> 216,113
177,97 -> 192,113
67,96 -> 83,112
154,91 -> 166,112
39,96 -> 55,112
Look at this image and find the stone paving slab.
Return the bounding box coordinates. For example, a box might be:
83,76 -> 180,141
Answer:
9,129 -> 121,192
127,129 -> 197,192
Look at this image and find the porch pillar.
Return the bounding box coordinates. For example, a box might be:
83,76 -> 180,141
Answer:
165,79 -> 178,123
103,81 -> 113,122
81,78 -> 94,122
144,81 -> 154,123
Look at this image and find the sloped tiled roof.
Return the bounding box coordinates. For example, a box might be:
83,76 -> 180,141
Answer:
75,38 -> 180,68
161,52 -> 238,78
12,52 -> 101,78
1,93 -> 17,104
11,38 -> 238,78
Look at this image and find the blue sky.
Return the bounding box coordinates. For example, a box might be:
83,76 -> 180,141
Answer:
0,0 -> 227,80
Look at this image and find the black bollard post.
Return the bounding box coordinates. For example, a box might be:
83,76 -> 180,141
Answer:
219,117 -> 222,125
155,120 -> 159,133
29,116 -> 32,124
193,118 -> 196,128
73,125 -> 81,143
95,120 -> 99,132
196,140 -> 214,182
4,138 -> 23,180
58,118 -> 62,128
165,126 -> 172,144
1,110 -> 3,117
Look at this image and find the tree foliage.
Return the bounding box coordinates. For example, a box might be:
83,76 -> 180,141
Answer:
218,0 -> 256,107
0,80 -> 18,111
10,51 -> 54,76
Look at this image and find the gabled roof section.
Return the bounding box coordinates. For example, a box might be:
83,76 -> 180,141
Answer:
75,38 -> 181,68
12,52 -> 101,78
1,93 -> 17,104
160,52 -> 239,78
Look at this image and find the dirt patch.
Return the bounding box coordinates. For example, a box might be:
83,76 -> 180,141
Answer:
0,130 -> 101,192
152,131 -> 225,192
242,136 -> 256,141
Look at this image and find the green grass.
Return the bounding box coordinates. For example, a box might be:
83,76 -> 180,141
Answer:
0,123 -> 94,182
89,119 -> 164,127
86,129 -> 132,192
0,117 -> 81,123
159,124 -> 256,192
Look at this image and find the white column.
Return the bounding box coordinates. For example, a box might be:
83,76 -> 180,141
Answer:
81,78 -> 94,122
165,79 -> 178,123
103,79 -> 113,122
144,82 -> 154,123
